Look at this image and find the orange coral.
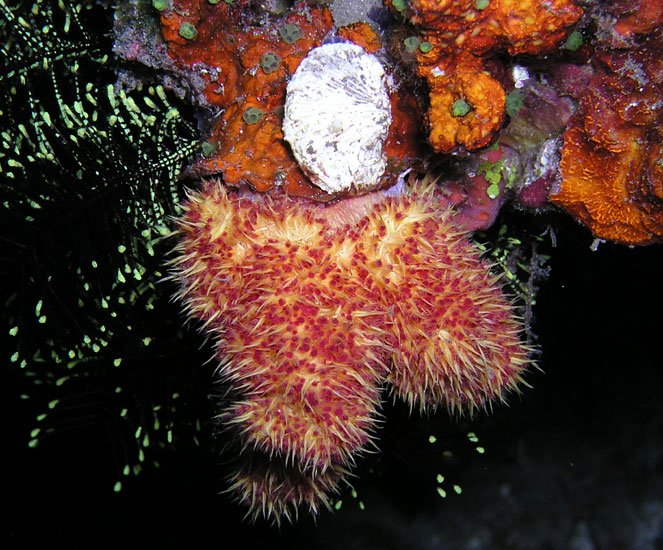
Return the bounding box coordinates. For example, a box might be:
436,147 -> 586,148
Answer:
390,0 -> 582,153
408,0 -> 581,55
426,64 -> 506,153
337,22 -> 382,54
160,1 -> 334,200
158,1 -> 422,200
611,0 -> 663,38
550,6 -> 663,245
554,124 -> 663,244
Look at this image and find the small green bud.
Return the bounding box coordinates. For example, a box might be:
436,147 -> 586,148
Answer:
475,0 -> 489,9
201,141 -> 218,157
419,41 -> 433,53
563,30 -> 583,51
392,0 -> 407,12
404,36 -> 420,53
486,182 -> 500,199
243,107 -> 264,125
152,0 -> 169,11
451,99 -> 471,117
279,23 -> 302,44
208,0 -> 221,3
506,89 -> 524,117
485,169 -> 501,185
260,52 -> 281,74
178,22 -> 198,40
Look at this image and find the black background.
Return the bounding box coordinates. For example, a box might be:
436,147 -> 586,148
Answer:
5,212 -> 663,549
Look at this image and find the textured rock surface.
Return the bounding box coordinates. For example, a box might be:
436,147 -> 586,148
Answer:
330,0 -> 384,28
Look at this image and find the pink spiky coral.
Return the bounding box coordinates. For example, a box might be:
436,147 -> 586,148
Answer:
170,180 -> 530,522
358,197 -> 530,413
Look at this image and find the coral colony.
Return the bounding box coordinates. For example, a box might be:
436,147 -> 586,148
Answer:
4,0 -> 663,526
171,181 -> 530,520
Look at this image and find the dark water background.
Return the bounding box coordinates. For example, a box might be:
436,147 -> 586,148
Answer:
4,211 -> 662,550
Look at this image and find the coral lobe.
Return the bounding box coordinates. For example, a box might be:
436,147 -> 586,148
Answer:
391,0 -> 582,153
551,3 -> 663,244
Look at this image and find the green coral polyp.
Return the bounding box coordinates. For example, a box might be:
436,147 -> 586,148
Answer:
451,99 -> 471,117
260,53 -> 281,74
419,41 -> 433,53
479,159 -> 504,199
392,0 -> 408,13
506,89 -> 524,117
486,182 -> 500,199
152,0 -> 169,12
243,107 -> 264,124
201,140 -> 218,157
563,30 -> 583,51
178,22 -> 198,40
404,36 -> 420,53
279,23 -> 302,44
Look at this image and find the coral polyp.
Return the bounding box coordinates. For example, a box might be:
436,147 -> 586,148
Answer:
170,180 -> 531,522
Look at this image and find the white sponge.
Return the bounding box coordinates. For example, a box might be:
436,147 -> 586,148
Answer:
283,42 -> 392,195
